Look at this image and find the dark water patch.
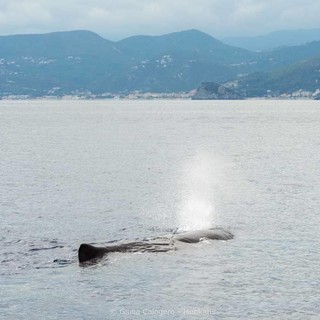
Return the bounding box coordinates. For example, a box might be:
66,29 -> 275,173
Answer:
0,237 -> 75,274
29,245 -> 65,252
53,259 -> 72,266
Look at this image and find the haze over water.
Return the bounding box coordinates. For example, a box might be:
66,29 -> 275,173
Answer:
1,100 -> 320,319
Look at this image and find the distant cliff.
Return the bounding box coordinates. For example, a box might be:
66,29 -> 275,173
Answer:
192,82 -> 243,100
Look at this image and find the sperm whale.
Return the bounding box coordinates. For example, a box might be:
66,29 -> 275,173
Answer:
78,227 -> 233,263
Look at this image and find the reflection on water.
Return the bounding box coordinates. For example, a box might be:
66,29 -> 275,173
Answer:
1,100 -> 320,319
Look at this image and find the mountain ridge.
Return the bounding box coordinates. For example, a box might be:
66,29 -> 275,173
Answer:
0,29 -> 319,98
223,28 -> 320,51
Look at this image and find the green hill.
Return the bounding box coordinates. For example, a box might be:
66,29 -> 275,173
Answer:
229,56 -> 320,97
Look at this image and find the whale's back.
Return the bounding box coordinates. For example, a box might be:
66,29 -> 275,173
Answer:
173,228 -> 233,243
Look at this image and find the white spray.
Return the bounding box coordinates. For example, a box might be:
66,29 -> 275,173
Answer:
176,152 -> 227,231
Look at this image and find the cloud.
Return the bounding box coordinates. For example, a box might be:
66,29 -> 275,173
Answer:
0,0 -> 319,39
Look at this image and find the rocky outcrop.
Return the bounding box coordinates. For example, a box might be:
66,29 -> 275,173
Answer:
192,82 -> 243,100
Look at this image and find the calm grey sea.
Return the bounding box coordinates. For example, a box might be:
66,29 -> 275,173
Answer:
1,100 -> 320,319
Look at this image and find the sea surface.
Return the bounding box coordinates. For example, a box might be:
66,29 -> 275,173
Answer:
0,100 -> 319,319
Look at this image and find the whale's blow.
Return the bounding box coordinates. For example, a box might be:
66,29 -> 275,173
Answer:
176,153 -> 226,231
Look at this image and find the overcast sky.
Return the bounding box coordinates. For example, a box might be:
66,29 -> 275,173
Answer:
0,0 -> 319,40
